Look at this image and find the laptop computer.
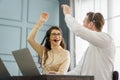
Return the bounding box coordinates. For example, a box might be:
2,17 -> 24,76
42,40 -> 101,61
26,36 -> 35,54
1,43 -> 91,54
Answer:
12,48 -> 40,76
0,58 -> 11,77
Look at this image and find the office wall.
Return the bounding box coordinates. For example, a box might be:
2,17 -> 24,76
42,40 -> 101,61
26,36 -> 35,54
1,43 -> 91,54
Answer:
0,0 -> 59,76
108,0 -> 120,78
59,0 -> 70,50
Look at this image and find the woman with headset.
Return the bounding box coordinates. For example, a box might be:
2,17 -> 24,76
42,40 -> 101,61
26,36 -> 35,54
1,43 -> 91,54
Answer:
27,12 -> 70,74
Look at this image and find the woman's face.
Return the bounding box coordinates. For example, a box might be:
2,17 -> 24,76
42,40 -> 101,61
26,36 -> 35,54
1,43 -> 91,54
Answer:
50,29 -> 62,47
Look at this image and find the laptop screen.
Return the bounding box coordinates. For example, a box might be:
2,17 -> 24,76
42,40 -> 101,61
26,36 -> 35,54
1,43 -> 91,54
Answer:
0,58 -> 10,77
12,48 -> 40,76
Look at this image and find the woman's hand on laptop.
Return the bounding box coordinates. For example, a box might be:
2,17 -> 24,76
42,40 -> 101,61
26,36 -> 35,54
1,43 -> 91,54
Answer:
48,71 -> 57,74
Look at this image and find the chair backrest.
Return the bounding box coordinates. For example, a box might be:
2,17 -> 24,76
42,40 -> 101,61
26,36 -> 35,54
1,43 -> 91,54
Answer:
113,71 -> 119,80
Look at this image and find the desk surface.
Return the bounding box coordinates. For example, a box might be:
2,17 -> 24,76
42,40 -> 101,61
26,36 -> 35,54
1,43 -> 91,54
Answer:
1,75 -> 94,80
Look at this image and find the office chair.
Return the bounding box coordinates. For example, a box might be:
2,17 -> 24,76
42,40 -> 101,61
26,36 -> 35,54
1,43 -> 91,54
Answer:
113,71 -> 119,80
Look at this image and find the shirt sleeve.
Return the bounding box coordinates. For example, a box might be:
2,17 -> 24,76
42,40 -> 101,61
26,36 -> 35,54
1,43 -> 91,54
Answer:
65,14 -> 112,48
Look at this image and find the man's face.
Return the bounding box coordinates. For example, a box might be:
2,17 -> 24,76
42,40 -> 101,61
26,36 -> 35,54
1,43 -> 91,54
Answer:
83,16 -> 92,30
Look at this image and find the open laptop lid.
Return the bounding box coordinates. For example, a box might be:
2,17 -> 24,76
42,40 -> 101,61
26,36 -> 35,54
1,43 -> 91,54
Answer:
0,58 -> 11,77
12,48 -> 40,76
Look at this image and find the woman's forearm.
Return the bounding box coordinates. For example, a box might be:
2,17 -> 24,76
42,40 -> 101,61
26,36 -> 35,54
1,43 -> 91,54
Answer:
27,20 -> 44,42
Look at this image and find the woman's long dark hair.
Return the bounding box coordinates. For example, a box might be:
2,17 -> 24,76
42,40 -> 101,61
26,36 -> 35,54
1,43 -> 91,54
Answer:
39,26 -> 66,65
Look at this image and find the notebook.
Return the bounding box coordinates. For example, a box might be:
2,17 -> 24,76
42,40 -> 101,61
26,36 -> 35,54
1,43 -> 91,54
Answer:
0,58 -> 11,77
12,48 -> 40,76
